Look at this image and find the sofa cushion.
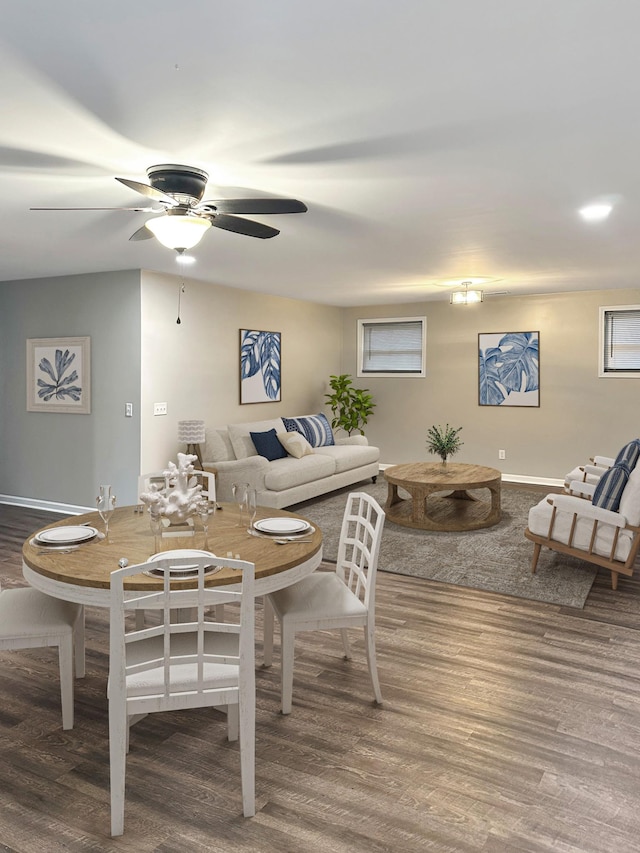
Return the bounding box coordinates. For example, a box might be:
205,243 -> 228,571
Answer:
313,443 -> 380,474
282,413 -> 335,447
263,454 -> 336,492
592,463 -> 630,512
277,431 -> 314,459
250,428 -> 288,461
227,418 -> 286,459
205,428 -> 235,462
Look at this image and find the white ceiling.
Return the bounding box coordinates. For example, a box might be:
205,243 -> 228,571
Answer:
2,0 -> 640,306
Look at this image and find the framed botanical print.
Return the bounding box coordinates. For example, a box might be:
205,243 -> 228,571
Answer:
27,336 -> 91,414
478,331 -> 539,407
239,329 -> 281,404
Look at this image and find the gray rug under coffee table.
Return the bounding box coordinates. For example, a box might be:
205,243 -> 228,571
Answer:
291,479 -> 597,608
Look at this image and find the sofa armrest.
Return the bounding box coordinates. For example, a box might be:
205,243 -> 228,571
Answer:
549,493 -> 628,527
334,435 -> 369,446
203,457 -> 270,502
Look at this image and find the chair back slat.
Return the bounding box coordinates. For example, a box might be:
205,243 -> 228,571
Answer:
336,492 -> 385,609
110,556 -> 254,707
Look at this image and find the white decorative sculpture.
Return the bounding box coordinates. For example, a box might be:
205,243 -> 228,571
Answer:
139,453 -> 204,523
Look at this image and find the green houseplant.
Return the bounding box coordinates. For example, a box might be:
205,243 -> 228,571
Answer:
325,374 -> 376,436
426,424 -> 463,470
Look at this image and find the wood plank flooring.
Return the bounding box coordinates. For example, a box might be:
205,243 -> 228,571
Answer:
2,500 -> 640,852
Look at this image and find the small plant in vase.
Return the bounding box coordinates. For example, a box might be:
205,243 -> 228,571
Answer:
426,424 -> 463,471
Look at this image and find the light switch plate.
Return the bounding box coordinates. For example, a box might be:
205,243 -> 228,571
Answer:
125,402 -> 133,417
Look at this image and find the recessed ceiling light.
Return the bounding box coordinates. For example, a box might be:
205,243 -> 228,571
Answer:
579,203 -> 613,222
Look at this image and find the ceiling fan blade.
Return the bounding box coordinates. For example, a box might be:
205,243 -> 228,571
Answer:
200,198 -> 307,215
129,224 -> 153,241
210,214 -> 280,239
30,206 -> 155,212
115,177 -> 176,205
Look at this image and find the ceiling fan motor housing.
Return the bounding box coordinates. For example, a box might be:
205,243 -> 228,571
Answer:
146,164 -> 208,206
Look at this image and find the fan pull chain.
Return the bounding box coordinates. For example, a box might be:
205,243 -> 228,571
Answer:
176,282 -> 185,324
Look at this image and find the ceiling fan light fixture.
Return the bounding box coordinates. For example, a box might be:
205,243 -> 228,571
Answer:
145,214 -> 211,250
450,281 -> 484,305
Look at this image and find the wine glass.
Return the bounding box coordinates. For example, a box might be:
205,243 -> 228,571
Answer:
246,487 -> 257,531
148,506 -> 163,554
96,484 -> 116,542
196,499 -> 213,549
231,482 -> 250,528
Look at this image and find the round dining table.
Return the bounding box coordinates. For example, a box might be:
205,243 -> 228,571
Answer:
22,503 -> 323,607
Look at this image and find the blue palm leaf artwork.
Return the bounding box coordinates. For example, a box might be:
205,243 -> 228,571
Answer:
478,332 -> 539,407
240,329 -> 282,403
37,348 -> 83,402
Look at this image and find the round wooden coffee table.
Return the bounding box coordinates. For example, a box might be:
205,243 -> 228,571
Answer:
383,462 -> 502,531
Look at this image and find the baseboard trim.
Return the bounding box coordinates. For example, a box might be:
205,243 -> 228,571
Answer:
377,464 -> 563,489
1,470 -> 564,516
0,494 -> 92,516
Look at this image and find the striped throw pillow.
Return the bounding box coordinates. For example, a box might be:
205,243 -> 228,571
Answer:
592,463 -> 630,512
282,413 -> 335,448
614,439 -> 640,471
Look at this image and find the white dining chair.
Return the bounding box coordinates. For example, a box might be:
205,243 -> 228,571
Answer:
108,555 -> 256,837
0,584 -> 85,729
263,492 -> 385,715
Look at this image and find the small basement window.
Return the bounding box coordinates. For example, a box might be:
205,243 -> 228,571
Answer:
357,317 -> 426,378
600,306 -> 640,377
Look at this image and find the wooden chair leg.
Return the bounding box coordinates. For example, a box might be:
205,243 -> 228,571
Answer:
238,696 -> 255,817
74,606 -> 86,679
611,571 -> 619,591
109,706 -> 128,836
340,627 -> 352,659
280,623 -> 295,715
227,703 -> 239,742
58,633 -> 75,730
263,598 -> 274,667
363,622 -> 383,705
531,542 -> 542,574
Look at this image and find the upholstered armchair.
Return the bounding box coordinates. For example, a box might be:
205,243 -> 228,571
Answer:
526,460 -> 640,591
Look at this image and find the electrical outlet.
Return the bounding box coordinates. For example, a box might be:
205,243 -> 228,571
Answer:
153,402 -> 168,416
498,449 -> 506,460
125,402 -> 133,417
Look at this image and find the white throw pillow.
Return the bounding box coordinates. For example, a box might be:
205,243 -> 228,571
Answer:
277,431 -> 314,459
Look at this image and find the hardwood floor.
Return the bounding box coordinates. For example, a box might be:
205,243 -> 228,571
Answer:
2,502 -> 640,852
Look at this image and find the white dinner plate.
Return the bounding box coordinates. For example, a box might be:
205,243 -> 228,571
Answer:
254,518 -> 311,536
147,549 -> 216,574
35,526 -> 98,546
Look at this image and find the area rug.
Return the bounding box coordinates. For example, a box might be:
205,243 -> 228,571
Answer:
291,480 -> 598,608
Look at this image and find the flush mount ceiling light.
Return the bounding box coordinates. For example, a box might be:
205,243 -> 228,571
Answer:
579,203 -> 613,222
450,281 -> 484,305
145,212 -> 212,250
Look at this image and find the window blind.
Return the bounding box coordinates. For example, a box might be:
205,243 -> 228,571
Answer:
603,309 -> 640,372
361,320 -> 423,373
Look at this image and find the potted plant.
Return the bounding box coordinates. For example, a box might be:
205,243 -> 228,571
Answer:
325,374 -> 376,436
426,424 -> 463,471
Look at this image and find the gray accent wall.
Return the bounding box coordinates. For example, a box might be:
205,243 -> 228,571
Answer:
0,270 -> 141,507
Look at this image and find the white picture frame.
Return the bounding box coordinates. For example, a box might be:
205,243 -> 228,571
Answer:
26,336 -> 91,414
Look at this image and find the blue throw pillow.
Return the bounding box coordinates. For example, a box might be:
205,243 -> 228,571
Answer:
592,463 -> 630,512
250,428 -> 288,461
614,439 -> 640,471
282,413 -> 335,447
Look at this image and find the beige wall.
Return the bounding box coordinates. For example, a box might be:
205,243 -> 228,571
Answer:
140,271 -> 343,471
342,288 -> 640,481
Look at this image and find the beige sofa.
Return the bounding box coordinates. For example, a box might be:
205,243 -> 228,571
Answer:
203,416 -> 380,509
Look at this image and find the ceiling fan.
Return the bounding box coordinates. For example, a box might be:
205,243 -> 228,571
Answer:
31,163 -> 308,251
